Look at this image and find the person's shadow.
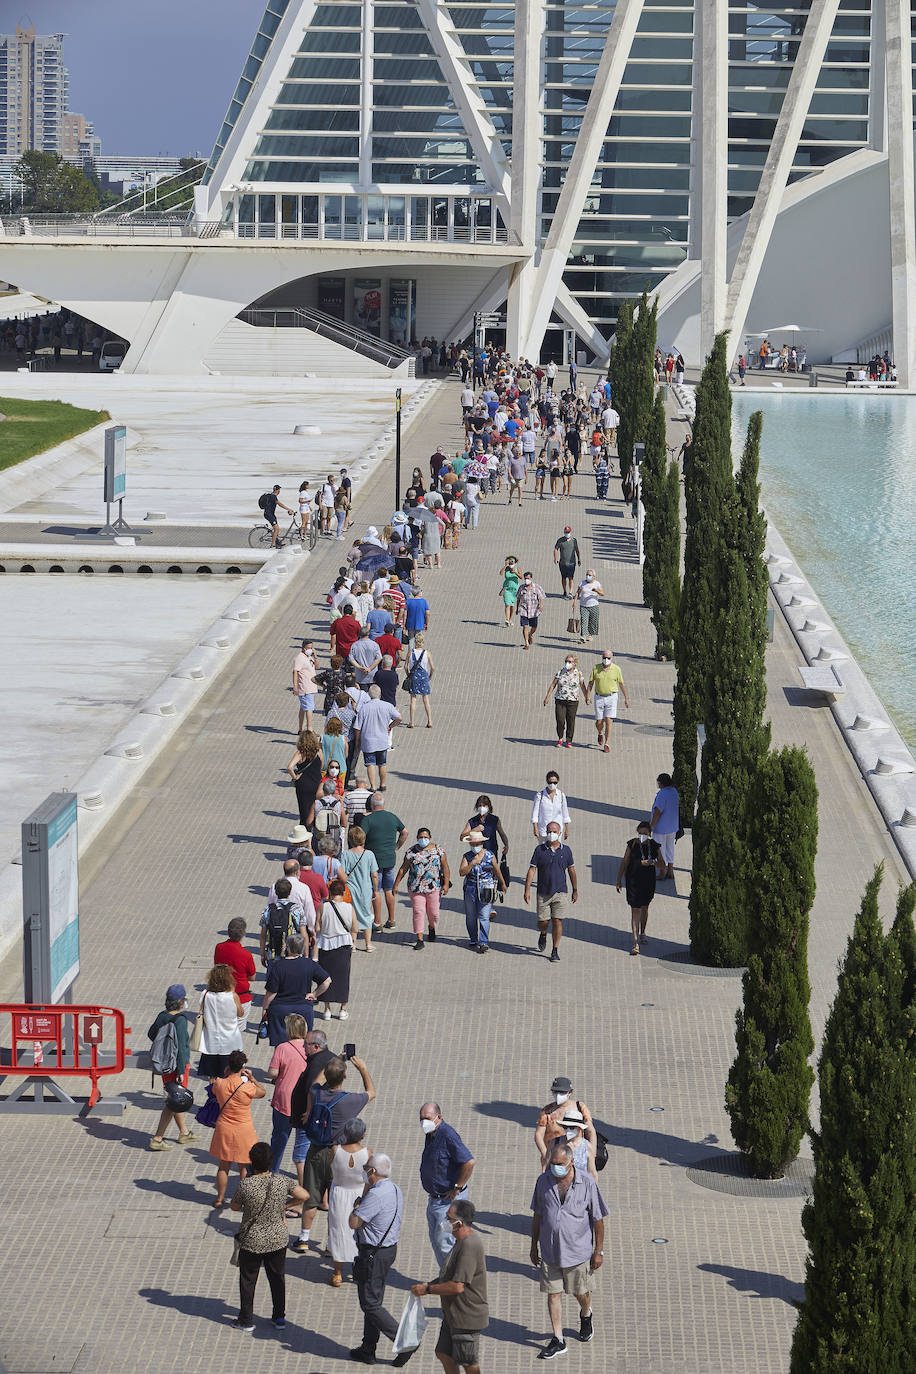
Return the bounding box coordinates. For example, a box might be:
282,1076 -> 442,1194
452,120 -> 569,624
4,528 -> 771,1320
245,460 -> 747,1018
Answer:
138,1286 -> 352,1355
697,1263 -> 803,1307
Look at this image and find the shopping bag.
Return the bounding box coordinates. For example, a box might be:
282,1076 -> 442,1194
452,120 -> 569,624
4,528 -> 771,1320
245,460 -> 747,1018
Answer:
567,616 -> 580,635
393,1292 -> 428,1354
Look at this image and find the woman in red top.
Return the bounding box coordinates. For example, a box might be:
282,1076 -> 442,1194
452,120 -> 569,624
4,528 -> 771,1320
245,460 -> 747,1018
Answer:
213,918 -> 256,1026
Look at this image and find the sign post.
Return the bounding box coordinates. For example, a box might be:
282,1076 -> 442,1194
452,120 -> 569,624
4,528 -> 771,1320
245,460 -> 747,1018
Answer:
102,423 -> 133,536
395,388 -> 402,513
22,792 -> 79,1006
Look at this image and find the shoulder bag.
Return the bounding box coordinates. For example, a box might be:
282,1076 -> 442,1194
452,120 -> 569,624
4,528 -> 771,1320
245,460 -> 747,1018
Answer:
189,991 -> 206,1053
196,1075 -> 245,1130
327,898 -> 353,941
231,1176 -> 275,1266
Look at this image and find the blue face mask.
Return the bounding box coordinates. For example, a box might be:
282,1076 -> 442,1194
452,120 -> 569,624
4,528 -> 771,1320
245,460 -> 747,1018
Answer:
417,836 -> 431,848
550,1163 -> 569,1178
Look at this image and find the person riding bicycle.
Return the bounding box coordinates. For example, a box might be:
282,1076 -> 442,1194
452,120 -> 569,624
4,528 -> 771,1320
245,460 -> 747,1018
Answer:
259,484 -> 295,548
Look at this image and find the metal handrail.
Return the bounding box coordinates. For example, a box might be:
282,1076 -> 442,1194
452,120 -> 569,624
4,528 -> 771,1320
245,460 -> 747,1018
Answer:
240,306 -> 412,370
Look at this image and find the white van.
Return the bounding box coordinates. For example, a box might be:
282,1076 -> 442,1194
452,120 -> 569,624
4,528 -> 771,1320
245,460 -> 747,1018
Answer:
99,340 -> 127,371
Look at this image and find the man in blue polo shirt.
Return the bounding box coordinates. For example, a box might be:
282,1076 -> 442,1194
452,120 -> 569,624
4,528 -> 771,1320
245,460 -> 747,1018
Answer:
419,1102 -> 476,1265
404,589 -> 430,648
523,822 -> 578,963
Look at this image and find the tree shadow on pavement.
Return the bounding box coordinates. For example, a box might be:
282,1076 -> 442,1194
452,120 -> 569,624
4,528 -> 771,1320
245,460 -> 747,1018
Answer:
592,1119 -> 730,1168
697,1262 -> 803,1307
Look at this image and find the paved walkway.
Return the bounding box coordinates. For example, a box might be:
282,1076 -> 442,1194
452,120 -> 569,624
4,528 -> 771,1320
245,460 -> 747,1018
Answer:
0,378 -> 907,1374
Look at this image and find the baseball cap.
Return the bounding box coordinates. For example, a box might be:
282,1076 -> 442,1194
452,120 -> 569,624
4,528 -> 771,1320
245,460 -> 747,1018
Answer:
550,1075 -> 573,1093
166,984 -> 186,1003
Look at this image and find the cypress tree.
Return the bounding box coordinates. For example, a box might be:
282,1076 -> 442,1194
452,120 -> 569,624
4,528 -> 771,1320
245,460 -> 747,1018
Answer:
672,332 -> 733,822
651,460 -> 681,661
641,388 -> 667,611
688,493 -> 771,965
609,299 -> 634,441
790,867 -> 916,1372
618,289 -> 657,486
725,746 -> 816,1176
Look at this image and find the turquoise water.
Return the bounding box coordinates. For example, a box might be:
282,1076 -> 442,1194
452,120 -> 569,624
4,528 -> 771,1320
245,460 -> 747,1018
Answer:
731,393 -> 916,746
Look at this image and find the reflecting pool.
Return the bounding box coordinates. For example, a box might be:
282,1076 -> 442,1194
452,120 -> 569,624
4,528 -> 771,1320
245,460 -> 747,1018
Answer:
731,393 -> 916,746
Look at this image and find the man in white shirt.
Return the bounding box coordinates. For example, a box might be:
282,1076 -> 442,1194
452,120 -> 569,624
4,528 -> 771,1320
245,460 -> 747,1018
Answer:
521,425 -> 537,477
267,860 -> 317,936
354,685 -> 403,791
460,385 -> 475,415
600,405 -> 620,444
545,361 -> 558,388
531,770 -> 570,841
320,475 -> 336,536
589,386 -> 603,419
348,626 -> 382,685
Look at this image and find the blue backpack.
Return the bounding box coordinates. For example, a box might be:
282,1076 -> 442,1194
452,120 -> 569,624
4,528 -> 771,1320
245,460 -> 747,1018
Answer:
305,1089 -> 346,1147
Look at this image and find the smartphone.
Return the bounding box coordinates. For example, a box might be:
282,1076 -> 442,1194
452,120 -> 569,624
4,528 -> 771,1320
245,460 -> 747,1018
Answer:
343,1043 -> 356,1061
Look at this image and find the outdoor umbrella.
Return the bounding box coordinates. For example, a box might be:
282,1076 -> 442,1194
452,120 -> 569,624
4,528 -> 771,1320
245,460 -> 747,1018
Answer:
408,505 -> 440,526
355,550 -> 394,577
465,459 -> 488,481
747,325 -> 822,335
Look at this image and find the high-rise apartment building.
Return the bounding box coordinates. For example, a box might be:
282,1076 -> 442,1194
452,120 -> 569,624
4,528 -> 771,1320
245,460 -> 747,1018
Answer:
0,25 -> 95,162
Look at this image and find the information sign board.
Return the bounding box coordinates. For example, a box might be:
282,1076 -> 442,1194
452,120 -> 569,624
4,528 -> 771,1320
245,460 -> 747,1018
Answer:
22,793 -> 80,1004
103,425 -> 127,502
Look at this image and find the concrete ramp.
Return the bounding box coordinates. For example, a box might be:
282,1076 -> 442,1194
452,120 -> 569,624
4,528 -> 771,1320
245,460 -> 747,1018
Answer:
204,316 -> 411,378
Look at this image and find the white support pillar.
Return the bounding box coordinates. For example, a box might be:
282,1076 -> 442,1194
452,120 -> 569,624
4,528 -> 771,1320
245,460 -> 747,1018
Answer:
884,0 -> 916,387
506,0 -> 544,358
521,0 -> 645,360
724,0 -> 841,363
359,0 -> 375,188
697,0 -> 727,361
869,0 -> 887,153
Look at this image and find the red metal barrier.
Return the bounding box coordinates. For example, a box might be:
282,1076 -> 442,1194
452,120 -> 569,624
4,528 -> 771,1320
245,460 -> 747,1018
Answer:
1,1004 -> 130,1107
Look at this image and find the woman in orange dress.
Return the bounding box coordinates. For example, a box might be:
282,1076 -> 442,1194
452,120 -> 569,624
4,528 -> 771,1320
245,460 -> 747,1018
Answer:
210,1049 -> 266,1208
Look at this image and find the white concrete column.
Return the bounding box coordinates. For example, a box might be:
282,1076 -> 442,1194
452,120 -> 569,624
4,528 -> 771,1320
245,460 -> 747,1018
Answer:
869,0 -> 887,153
697,0 -> 727,361
506,0 -> 544,357
884,0 -> 916,386
359,0 -> 375,188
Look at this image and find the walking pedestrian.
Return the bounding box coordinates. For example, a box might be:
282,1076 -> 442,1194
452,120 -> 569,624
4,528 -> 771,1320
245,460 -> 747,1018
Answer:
214,919 -> 256,1029
616,821 -> 666,955
524,824 -> 578,962
543,654 -> 587,748
534,1076 -> 595,1169
342,825 -> 382,951
553,527 -> 580,599
354,685 -> 402,792
529,1138 -> 608,1360
499,556 -> 521,627
229,1140 -> 309,1332
362,794 -> 408,929
328,1118 -> 371,1286
419,1103 -> 476,1265
261,931 -> 331,1042
410,1198 -> 489,1374
515,572 -> 546,650
393,827 -> 451,950
294,1052 -> 376,1253
147,984 -> 197,1151
459,796 -> 509,868
584,649 -> 629,752
459,829 -> 506,954
531,771 -> 570,842
572,570 -> 603,644
593,450 -> 610,500
349,1155 -> 414,1367
650,773 -> 680,880
210,1050 -> 266,1208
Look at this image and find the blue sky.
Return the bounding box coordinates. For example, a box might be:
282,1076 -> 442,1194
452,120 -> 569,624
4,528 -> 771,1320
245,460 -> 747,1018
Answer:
13,1 -> 257,154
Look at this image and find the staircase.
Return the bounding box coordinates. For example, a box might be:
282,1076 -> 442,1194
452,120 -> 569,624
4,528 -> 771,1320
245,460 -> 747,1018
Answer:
205,307 -> 415,379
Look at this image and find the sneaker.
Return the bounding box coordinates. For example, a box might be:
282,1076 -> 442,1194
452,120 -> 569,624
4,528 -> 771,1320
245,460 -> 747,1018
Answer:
233,1320 -> 255,1332
338,1009 -> 350,1020
323,1007 -> 333,1019
537,930 -> 548,953
579,1312 -> 594,1343
538,1337 -> 567,1360
477,943 -> 489,953
550,949 -> 561,963
148,1138 -> 172,1151
412,940 -> 425,951
393,1353 -> 416,1368
272,1318 -> 287,1331
177,1131 -> 198,1144
348,1349 -> 377,1365
428,927 -> 437,942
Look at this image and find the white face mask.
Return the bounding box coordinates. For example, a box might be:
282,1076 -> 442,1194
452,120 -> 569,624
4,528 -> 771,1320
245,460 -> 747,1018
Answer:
546,782 -> 557,792
602,658 -> 611,666
564,661 -> 574,670
478,805 -> 489,816
421,1119 -> 437,1135
554,1091 -> 570,1104
585,574 -> 594,583
565,1128 -> 579,1141
524,577 -> 532,586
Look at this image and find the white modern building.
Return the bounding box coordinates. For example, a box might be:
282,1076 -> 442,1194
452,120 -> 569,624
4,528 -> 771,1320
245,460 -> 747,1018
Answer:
0,0 -> 913,379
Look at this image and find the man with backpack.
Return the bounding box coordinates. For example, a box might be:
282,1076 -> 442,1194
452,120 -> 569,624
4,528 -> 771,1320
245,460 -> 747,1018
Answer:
146,984 -> 198,1151
259,878 -> 306,968
293,1053 -> 376,1253
258,484 -> 295,548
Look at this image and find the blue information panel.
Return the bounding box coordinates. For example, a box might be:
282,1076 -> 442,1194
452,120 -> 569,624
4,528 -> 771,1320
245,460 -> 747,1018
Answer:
103,425 -> 127,503
22,793 -> 80,1004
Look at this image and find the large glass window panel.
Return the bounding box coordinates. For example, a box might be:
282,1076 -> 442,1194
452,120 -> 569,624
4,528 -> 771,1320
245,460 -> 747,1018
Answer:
388,196 -> 406,239
411,197 -> 429,238
287,57 -> 361,79
344,195 -> 361,238
324,195 -> 342,238
251,135 -> 360,157
366,195 -> 385,240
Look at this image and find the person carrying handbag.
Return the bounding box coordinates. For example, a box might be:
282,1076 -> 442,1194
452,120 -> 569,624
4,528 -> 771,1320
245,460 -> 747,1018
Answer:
315,878 -> 358,1020
229,1140 -> 310,1332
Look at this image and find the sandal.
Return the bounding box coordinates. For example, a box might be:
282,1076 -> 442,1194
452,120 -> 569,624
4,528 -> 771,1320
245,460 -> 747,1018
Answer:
285,1209 -> 302,1219
630,945 -> 639,956
331,1272 -> 343,1287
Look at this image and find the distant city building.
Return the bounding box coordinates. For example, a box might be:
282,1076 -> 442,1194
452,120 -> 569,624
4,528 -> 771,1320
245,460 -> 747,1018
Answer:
0,26 -> 96,161
85,155 -> 187,198
0,155 -> 24,203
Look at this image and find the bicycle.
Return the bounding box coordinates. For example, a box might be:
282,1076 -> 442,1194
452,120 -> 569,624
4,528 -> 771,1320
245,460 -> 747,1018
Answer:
248,512 -> 317,550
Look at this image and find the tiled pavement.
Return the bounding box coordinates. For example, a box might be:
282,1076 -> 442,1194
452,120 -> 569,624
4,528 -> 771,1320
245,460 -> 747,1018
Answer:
0,377 -> 908,1374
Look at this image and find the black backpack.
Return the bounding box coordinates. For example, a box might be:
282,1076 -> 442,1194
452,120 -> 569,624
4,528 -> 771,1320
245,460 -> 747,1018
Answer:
258,492 -> 271,512
266,899 -> 296,957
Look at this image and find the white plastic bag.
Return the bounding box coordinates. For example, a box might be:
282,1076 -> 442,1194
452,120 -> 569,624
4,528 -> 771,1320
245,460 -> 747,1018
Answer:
393,1292 -> 428,1354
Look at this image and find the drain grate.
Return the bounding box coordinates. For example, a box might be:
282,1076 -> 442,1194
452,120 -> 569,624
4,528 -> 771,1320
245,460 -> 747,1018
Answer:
687,1153 -> 814,1199
637,724 -> 674,736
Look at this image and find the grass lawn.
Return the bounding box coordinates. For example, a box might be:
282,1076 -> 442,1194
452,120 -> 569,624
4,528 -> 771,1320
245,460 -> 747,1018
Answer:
0,395 -> 110,471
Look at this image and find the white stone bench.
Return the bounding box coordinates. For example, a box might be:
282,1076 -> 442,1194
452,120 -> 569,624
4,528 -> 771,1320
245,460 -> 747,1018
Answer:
845,380 -> 897,389
798,664 -> 847,699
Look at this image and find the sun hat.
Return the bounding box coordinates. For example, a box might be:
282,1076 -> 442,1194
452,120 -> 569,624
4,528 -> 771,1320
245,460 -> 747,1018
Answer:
559,1106 -> 585,1129
467,829 -> 486,844
287,824 -> 310,843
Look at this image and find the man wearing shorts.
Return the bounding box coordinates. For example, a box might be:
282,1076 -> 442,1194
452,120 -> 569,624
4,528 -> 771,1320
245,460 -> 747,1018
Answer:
354,687 -> 402,792
524,823 -> 578,963
553,526 -> 580,599
411,1198 -> 489,1374
650,772 -> 680,880
292,1053 -> 375,1253
262,484 -> 294,548
293,638 -> 318,732
507,451 -> 526,505
530,1138 -> 607,1360
584,649 -> 629,752
361,793 -> 408,928
515,573 -> 545,650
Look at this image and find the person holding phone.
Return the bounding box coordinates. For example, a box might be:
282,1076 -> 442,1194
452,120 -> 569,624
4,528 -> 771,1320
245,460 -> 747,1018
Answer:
210,1050 -> 267,1209
616,821 -> 666,955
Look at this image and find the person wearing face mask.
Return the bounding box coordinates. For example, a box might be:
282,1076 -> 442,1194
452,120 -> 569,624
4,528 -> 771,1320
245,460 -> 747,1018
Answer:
534,1077 -> 595,1164
458,829 -> 507,954
584,647 -> 630,752
543,653 -> 587,748
392,828 -> 452,950
514,570 -> 545,650
499,555 -> 521,627
616,822 -> 666,955
459,795 -> 508,865
572,569 -> 604,644
348,1154 -> 412,1366
418,1103 -> 476,1265
530,1139 -> 608,1359
524,822 -> 577,961
551,1106 -> 598,1181
410,1198 -> 489,1374
531,772 -> 570,843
